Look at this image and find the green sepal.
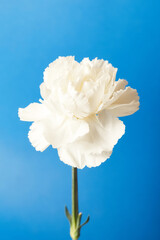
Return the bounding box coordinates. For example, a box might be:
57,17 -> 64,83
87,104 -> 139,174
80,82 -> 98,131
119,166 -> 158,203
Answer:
76,212 -> 82,228
65,206 -> 72,223
79,215 -> 90,230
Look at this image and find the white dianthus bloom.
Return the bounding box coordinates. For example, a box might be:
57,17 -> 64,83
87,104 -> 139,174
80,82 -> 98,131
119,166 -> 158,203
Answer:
18,56 -> 139,169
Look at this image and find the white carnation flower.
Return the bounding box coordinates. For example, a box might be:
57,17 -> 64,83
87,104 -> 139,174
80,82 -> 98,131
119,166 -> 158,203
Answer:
18,56 -> 139,169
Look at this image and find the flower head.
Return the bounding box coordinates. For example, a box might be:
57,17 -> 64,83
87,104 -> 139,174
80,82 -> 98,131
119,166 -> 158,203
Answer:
18,57 -> 139,169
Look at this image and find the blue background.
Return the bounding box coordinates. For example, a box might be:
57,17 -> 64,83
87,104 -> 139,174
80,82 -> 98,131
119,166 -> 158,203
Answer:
0,0 -> 159,239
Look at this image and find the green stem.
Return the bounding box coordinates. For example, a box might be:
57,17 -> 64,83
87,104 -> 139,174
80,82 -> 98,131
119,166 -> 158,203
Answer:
71,167 -> 78,240
72,167 -> 78,225
65,167 -> 90,240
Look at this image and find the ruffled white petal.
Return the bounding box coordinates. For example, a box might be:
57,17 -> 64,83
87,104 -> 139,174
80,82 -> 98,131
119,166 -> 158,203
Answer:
43,56 -> 78,90
18,103 -> 49,122
58,83 -> 91,118
106,87 -> 140,117
40,82 -> 51,99
58,146 -> 111,169
86,78 -> 106,113
28,122 -> 50,151
114,79 -> 128,92
42,115 -> 89,148
58,112 -> 125,169
84,152 -> 111,168
98,79 -> 128,111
